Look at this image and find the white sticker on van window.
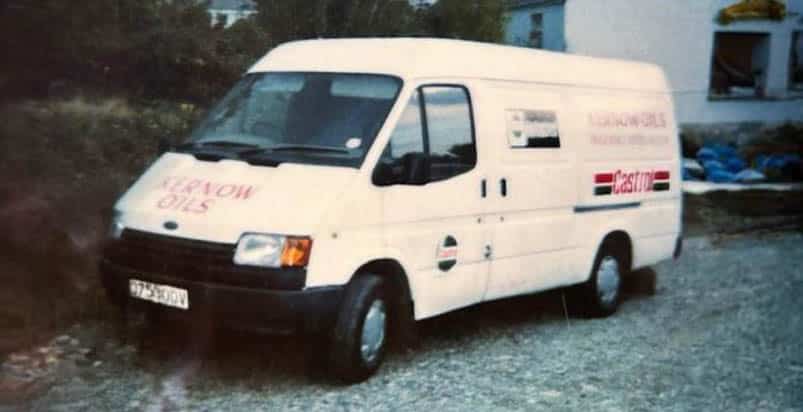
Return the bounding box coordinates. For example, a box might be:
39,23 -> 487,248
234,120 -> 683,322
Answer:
506,109 -> 560,149
345,138 -> 362,149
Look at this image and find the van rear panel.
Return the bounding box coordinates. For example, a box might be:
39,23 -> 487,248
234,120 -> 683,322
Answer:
569,91 -> 680,205
567,89 -> 682,269
482,79 -> 681,284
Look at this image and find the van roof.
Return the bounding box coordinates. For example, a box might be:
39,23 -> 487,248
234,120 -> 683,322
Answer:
249,38 -> 670,93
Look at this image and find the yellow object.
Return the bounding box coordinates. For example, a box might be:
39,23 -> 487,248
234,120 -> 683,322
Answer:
718,0 -> 787,24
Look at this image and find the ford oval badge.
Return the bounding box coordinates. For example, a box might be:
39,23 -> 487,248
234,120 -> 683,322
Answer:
163,221 -> 179,231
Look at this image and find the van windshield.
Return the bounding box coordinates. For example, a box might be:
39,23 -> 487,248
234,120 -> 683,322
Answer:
185,72 -> 402,168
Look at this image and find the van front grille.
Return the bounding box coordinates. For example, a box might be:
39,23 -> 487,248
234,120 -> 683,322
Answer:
103,229 -> 305,290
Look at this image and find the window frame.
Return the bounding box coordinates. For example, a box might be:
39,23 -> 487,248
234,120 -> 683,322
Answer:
373,83 -> 478,186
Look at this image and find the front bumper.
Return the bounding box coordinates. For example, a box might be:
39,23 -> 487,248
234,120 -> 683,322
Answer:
100,259 -> 343,334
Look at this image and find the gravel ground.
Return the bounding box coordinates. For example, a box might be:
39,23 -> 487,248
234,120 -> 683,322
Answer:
2,230 -> 803,412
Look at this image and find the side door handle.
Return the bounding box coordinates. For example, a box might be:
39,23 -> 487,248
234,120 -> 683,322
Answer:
500,178 -> 508,197
481,179 -> 487,198
484,245 -> 492,260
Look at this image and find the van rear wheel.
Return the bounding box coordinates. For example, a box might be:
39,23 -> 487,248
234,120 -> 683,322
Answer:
572,242 -> 626,317
328,273 -> 387,383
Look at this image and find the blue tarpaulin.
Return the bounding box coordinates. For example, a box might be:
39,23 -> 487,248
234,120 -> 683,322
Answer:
688,144 -> 800,183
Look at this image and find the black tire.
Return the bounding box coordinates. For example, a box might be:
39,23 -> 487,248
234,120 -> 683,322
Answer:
328,273 -> 388,383
571,241 -> 627,318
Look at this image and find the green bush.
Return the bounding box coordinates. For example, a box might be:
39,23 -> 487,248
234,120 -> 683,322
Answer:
0,97 -> 202,352
1,0 -> 269,103
426,0 -> 508,42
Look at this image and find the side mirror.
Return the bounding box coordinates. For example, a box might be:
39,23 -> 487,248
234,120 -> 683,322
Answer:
372,152 -> 429,186
402,152 -> 429,185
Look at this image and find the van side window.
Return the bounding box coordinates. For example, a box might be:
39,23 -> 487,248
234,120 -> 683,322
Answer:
386,92 -> 425,159
421,86 -> 476,182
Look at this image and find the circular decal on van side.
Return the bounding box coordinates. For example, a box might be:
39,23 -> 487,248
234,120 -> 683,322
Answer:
437,236 -> 458,272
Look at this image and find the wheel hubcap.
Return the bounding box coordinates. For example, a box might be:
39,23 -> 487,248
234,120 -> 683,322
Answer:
596,256 -> 621,306
360,299 -> 386,364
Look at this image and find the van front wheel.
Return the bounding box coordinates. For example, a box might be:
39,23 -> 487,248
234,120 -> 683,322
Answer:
328,273 -> 387,383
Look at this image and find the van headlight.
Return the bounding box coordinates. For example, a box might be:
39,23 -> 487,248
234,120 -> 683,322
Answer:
233,233 -> 313,268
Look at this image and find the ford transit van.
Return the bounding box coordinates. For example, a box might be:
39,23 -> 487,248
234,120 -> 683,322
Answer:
101,38 -> 682,382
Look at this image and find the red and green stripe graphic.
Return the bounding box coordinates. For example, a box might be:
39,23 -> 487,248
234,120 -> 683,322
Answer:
594,173 -> 615,196
653,171 -> 671,192
594,170 -> 671,196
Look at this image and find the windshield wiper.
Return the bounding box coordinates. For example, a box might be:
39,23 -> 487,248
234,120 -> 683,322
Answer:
177,140 -> 260,150
241,144 -> 351,155
173,140 -> 263,162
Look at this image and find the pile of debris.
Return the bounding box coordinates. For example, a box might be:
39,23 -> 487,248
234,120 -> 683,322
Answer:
684,144 -> 802,183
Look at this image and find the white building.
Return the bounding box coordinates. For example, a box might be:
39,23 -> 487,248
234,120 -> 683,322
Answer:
208,0 -> 257,28
506,0 -> 803,138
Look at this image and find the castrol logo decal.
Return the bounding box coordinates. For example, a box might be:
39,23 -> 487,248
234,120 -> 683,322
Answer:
594,170 -> 670,196
437,236 -> 459,272
154,176 -> 259,214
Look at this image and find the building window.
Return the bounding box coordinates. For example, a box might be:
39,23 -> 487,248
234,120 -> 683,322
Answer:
710,32 -> 770,98
529,13 -> 543,49
791,32 -> 803,91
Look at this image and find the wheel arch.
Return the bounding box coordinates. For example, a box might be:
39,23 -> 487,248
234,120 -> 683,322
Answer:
598,230 -> 633,272
580,228 -> 634,283
351,258 -> 417,348
352,259 -> 413,306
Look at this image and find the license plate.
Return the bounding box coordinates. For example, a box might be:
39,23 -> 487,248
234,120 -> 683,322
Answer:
129,279 -> 189,310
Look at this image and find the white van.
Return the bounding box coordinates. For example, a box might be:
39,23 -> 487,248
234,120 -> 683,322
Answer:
101,38 -> 682,382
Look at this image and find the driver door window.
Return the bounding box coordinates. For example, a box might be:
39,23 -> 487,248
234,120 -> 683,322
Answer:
385,91 -> 425,160
377,85 -> 476,185
421,86 -> 476,182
